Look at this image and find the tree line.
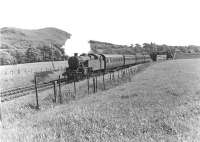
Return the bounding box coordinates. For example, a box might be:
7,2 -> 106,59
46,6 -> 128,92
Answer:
131,43 -> 200,54
96,42 -> 200,56
14,45 -> 69,64
0,45 -> 69,65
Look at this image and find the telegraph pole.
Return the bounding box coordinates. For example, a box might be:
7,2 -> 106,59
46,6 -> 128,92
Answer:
50,43 -> 55,70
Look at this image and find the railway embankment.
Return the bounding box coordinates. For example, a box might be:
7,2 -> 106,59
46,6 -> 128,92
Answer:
1,59 -> 200,142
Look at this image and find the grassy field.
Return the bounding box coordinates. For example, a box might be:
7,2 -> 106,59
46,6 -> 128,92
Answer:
0,61 -> 68,91
174,52 -> 200,59
1,59 -> 200,142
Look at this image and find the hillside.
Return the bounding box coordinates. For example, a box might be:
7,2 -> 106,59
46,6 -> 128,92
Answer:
1,59 -> 200,141
89,40 -> 136,54
0,27 -> 71,65
89,40 -> 200,56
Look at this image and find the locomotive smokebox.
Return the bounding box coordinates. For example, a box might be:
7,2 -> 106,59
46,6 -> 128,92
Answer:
68,53 -> 79,70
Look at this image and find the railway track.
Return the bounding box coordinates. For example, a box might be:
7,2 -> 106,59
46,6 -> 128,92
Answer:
0,82 -> 54,102
0,77 -> 80,102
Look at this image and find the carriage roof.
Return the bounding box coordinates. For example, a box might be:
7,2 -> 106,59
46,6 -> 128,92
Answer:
100,54 -> 124,58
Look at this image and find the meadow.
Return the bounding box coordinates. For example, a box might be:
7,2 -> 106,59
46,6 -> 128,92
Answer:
0,61 -> 68,91
1,59 -> 200,142
174,52 -> 200,59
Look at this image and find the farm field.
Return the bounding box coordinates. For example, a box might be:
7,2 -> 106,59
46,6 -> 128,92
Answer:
0,70 -> 64,91
0,61 -> 68,91
174,52 -> 200,59
1,59 -> 200,142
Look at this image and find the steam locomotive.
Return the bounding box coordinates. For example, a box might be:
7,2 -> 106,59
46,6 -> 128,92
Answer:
62,53 -> 152,79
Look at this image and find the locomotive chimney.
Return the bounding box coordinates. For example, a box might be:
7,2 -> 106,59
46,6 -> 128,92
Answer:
74,53 -> 78,57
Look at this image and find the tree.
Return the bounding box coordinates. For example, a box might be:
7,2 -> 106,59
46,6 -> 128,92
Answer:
143,43 -> 157,54
59,48 -> 65,55
15,50 -> 27,64
134,44 -> 143,53
53,49 -> 62,60
40,45 -> 52,61
26,47 -> 42,63
0,51 -> 16,65
62,55 -> 69,60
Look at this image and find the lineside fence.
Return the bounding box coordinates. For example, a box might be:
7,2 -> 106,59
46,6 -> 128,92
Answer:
0,61 -> 68,78
33,65 -> 142,109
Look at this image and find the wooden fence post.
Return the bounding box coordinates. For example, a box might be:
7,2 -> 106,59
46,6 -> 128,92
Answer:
87,74 -> 90,94
112,72 -> 115,80
103,72 -> 105,90
122,70 -> 124,77
130,68 -> 133,74
73,73 -> 76,98
118,70 -> 120,78
34,74 -> 39,109
95,75 -> 98,92
93,77 -> 95,93
58,75 -> 62,104
53,81 -> 57,102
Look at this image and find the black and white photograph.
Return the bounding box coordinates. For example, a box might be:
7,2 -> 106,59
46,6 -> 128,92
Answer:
0,0 -> 200,141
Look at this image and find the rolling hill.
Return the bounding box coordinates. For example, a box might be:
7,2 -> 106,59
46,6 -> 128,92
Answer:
0,27 -> 71,65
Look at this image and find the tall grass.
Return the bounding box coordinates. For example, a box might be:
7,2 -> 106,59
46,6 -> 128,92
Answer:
1,60 -> 200,142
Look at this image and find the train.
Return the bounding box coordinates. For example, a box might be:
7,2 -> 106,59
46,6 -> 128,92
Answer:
62,53 -> 152,79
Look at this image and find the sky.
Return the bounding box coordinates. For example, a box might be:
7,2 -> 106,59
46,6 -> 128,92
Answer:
0,0 -> 200,55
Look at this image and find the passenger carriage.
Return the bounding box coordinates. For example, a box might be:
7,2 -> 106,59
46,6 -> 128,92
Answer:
88,53 -> 103,72
99,54 -> 124,71
135,54 -> 144,64
143,54 -> 151,62
124,55 -> 137,66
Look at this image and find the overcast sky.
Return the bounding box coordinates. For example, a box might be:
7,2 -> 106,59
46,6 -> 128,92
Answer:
0,0 -> 199,55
